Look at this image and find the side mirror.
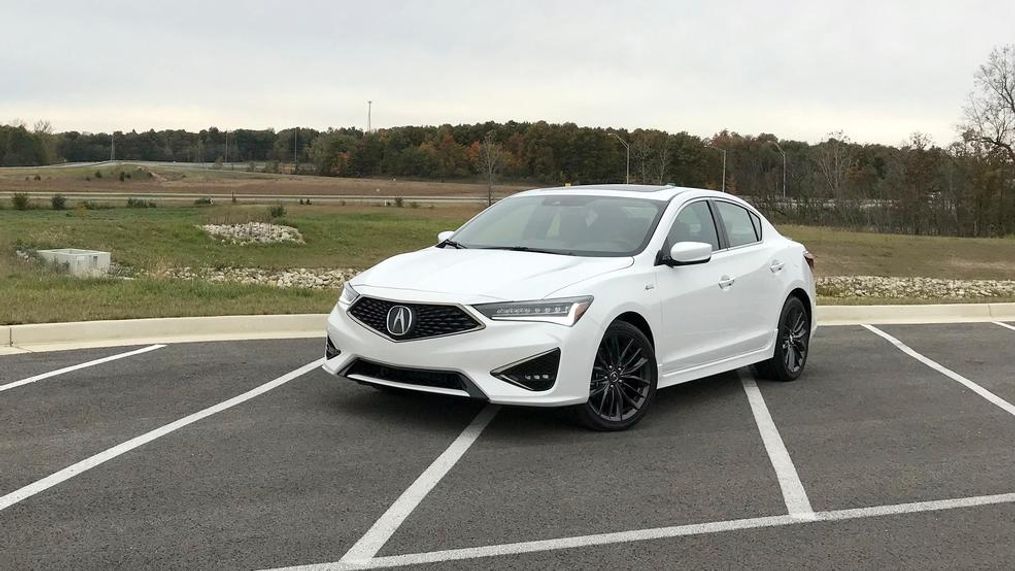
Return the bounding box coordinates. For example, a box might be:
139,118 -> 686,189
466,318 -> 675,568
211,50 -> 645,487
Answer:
436,230 -> 454,244
665,241 -> 712,266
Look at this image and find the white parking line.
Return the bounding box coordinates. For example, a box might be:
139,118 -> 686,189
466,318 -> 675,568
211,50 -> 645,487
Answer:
863,324 -> 1015,417
339,405 -> 500,564
993,321 -> 1015,332
0,358 -> 323,512
739,372 -> 814,519
0,344 -> 166,393
267,491 -> 1015,570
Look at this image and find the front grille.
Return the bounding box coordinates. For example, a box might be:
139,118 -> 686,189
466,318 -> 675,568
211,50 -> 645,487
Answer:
345,358 -> 467,391
348,297 -> 481,341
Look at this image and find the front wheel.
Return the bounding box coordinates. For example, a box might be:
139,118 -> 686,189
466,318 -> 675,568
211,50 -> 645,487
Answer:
754,296 -> 810,382
573,321 -> 657,431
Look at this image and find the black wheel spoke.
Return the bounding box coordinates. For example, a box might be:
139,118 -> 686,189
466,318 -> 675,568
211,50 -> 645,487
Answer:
620,356 -> 647,377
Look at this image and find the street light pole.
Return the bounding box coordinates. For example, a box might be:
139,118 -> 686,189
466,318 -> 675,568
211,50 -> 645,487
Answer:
768,140 -> 787,198
611,133 -> 630,184
705,144 -> 727,192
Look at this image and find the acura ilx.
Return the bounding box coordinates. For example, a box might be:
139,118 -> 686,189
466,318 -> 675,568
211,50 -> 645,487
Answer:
323,184 -> 816,430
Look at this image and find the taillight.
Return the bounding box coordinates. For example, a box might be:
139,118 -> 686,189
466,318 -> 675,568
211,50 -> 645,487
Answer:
803,251 -> 815,270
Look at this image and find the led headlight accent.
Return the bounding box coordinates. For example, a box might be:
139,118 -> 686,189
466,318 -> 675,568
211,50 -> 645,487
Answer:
473,296 -> 593,326
339,283 -> 360,307
492,348 -> 561,391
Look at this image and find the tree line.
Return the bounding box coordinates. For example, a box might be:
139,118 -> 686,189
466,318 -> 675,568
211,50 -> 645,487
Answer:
3,46 -> 1013,237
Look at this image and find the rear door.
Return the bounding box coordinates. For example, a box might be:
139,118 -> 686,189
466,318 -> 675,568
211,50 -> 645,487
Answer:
710,200 -> 781,354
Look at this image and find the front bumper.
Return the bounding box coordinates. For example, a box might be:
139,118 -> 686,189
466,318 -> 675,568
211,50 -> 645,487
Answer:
322,300 -> 601,407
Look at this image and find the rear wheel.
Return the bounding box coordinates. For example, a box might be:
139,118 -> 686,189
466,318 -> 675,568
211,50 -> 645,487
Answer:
574,321 -> 657,431
754,296 -> 810,382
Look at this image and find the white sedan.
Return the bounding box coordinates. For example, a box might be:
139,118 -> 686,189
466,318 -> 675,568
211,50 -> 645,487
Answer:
324,184 -> 816,430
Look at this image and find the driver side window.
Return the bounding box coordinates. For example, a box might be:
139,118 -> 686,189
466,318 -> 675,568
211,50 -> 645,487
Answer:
666,201 -> 721,251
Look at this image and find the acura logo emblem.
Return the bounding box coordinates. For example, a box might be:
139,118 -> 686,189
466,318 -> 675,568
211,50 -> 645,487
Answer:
385,305 -> 415,337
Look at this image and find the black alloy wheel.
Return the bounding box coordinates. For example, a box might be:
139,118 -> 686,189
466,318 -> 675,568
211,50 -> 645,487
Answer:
755,296 -> 810,382
575,320 -> 657,431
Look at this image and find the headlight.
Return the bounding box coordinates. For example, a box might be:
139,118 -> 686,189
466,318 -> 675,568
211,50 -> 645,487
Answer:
339,283 -> 359,307
473,296 -> 593,326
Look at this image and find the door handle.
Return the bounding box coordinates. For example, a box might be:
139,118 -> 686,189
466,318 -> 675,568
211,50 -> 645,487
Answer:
769,260 -> 785,273
718,275 -> 735,289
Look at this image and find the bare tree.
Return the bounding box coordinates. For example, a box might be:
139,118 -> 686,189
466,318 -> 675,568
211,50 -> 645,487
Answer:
478,132 -> 505,205
656,142 -> 670,184
814,130 -> 853,198
964,44 -> 1015,164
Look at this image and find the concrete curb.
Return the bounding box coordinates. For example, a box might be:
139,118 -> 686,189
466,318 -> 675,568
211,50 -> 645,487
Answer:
816,302 -> 1015,326
3,303 -> 1013,353
7,314 -> 327,352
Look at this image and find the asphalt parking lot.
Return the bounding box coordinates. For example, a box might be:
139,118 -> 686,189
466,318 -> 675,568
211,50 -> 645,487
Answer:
1,322 -> 1014,569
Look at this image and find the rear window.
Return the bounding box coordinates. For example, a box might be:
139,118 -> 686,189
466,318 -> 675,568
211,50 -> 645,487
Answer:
714,201 -> 761,248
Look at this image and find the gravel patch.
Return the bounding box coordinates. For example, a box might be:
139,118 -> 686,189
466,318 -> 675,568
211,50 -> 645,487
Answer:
817,275 -> 1015,299
201,222 -> 304,245
158,267 -> 359,289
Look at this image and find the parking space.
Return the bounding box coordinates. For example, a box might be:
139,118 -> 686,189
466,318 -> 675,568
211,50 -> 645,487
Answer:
756,325 -> 1015,510
1,322 -> 1013,569
382,372 -> 784,555
878,322 -> 1015,405
0,345 -> 152,387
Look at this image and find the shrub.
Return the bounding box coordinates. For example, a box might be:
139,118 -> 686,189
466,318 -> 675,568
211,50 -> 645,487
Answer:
269,203 -> 287,218
194,197 -> 213,206
33,174 -> 41,181
51,194 -> 67,210
409,201 -> 419,208
118,171 -> 126,182
12,193 -> 30,210
394,196 -> 404,207
126,197 -> 156,208
94,170 -> 102,179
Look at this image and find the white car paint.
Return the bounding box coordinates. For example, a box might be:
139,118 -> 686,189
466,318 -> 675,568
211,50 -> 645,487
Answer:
323,184 -> 817,407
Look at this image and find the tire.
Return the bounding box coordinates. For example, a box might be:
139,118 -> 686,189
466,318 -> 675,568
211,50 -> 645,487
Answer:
754,296 -> 811,382
573,320 -> 657,431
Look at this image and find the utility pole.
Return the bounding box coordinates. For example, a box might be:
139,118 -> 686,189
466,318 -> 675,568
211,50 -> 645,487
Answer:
110,132 -> 115,162
367,100 -> 373,133
705,143 -> 727,193
293,127 -> 298,174
224,130 -> 229,167
610,133 -> 631,184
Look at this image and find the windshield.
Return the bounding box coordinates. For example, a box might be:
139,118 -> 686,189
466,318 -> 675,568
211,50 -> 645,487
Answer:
450,194 -> 667,257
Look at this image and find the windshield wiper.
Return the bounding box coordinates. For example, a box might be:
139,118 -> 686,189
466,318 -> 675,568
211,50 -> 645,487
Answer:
484,246 -> 571,255
436,239 -> 468,249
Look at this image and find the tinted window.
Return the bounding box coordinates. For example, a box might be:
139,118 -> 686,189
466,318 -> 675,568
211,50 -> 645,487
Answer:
749,212 -> 763,240
666,201 -> 720,251
452,195 -> 666,257
715,201 -> 760,247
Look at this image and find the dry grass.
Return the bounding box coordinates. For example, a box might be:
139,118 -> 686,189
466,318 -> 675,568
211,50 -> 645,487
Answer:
0,163 -> 530,198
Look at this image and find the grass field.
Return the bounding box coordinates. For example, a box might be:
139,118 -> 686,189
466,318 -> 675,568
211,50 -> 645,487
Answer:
0,162 -> 528,199
2,201 -> 1014,324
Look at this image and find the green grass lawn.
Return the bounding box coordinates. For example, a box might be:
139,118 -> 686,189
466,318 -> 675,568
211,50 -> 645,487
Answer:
2,204 -> 1014,324
0,203 -> 478,324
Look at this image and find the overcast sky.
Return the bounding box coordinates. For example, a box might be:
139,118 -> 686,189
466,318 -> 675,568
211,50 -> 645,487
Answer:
1,0 -> 1011,145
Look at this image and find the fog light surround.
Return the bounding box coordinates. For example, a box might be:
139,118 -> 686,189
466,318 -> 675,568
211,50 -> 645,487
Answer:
491,348 -> 561,391
326,336 -> 341,359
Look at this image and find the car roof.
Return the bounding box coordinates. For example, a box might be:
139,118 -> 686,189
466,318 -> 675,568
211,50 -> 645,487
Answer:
515,184 -> 725,202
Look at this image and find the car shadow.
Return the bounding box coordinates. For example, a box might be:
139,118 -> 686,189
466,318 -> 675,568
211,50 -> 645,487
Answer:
319,370 -> 746,438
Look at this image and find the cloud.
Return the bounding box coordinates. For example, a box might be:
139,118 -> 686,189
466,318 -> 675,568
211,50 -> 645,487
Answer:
1,0 -> 1011,144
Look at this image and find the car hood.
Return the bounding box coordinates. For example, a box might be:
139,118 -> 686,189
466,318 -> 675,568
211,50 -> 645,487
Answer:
353,247 -> 633,302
